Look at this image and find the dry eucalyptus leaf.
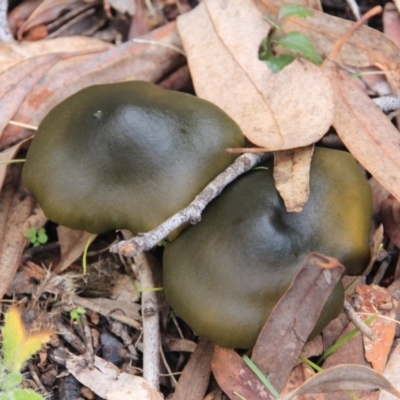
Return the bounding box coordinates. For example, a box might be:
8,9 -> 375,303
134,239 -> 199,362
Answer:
273,145 -> 314,212
326,66 -> 400,202
171,338 -> 214,400
211,347 -> 275,400
251,252 -> 345,392
1,22 -> 183,149
66,352 -> 163,400
177,0 -> 333,151
279,365 -> 400,400
0,165 -> 36,299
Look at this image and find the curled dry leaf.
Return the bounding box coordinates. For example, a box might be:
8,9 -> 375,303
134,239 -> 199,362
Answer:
279,364 -> 400,400
177,0 -> 333,151
273,145 -> 314,212
251,252 -> 345,392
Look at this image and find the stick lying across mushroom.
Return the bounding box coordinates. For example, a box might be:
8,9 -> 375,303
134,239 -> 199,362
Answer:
163,147 -> 373,348
22,81 -> 245,235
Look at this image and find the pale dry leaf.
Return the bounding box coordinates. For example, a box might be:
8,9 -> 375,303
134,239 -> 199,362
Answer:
326,67 -> 400,202
171,338 -> 214,400
177,0 -> 333,151
251,252 -> 345,393
273,145 -> 314,212
109,0 -> 135,15
280,365 -> 400,400
0,165 -> 36,299
55,227 -> 94,273
380,340 -> 400,400
66,352 -> 163,400
394,0 -> 400,16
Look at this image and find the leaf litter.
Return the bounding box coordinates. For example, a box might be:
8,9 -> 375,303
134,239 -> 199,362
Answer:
1,0 -> 400,399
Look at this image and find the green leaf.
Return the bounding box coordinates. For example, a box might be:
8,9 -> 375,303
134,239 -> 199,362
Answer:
258,38 -> 272,61
13,389 -> 45,400
265,53 -> 295,73
36,229 -> 48,244
274,32 -> 322,64
278,4 -> 313,20
25,227 -> 37,242
1,372 -> 23,390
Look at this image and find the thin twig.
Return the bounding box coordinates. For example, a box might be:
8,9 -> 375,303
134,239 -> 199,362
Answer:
0,0 -> 13,41
344,299 -> 375,340
345,0 -> 361,20
111,152 -> 269,257
134,252 -> 160,390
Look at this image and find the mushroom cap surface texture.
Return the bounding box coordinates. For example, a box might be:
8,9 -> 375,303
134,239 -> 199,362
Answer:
22,81 -> 245,234
163,147 -> 373,349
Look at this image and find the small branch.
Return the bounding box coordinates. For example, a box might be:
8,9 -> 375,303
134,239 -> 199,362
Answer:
134,252 -> 161,390
373,94 -> 400,113
344,299 -> 375,340
0,0 -> 13,42
111,152 -> 269,257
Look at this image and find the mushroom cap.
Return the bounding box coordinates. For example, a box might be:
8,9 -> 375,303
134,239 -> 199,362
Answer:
163,147 -> 372,348
22,81 -> 245,234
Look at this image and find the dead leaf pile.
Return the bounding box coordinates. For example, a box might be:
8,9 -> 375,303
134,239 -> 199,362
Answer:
1,0 -> 400,399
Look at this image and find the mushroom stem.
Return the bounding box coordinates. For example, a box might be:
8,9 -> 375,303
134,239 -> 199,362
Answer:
111,152 -> 269,257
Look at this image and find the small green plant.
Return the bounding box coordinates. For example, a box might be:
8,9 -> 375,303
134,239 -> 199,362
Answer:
25,227 -> 48,247
0,306 -> 53,400
259,3 -> 322,72
69,307 -> 86,324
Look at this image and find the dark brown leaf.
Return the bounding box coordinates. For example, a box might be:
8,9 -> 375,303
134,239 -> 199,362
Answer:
252,253 -> 345,392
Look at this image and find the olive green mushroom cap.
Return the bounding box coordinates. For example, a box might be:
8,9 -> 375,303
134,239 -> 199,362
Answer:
163,147 -> 372,348
22,81 -> 245,234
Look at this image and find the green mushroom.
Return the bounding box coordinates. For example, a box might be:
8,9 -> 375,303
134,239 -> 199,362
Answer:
163,147 -> 372,349
22,81 -> 245,234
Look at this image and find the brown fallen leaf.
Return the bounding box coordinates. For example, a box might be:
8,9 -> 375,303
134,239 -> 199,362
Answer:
177,0 -> 333,151
279,365 -> 400,400
326,66 -> 400,202
1,22 -> 183,149
171,338 -> 214,400
211,347 -> 275,400
273,145 -> 314,212
353,285 -> 398,374
0,165 -> 36,299
251,252 -> 345,393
